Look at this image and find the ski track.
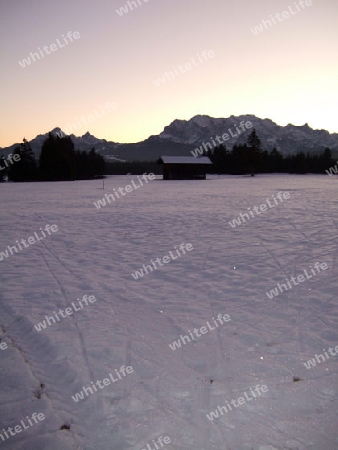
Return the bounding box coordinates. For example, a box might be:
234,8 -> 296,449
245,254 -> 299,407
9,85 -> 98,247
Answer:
0,175 -> 337,450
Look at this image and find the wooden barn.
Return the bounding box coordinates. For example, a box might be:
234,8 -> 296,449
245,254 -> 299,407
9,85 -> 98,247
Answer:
159,156 -> 212,180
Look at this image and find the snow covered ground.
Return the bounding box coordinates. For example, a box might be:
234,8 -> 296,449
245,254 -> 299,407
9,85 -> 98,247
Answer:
0,174 -> 337,450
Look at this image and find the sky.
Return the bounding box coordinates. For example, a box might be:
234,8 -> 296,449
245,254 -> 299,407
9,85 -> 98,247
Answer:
0,0 -> 337,147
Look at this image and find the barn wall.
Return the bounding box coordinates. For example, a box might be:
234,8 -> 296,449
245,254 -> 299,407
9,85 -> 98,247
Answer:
163,164 -> 208,180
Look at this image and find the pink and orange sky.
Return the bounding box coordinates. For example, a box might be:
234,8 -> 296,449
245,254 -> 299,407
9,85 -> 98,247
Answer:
0,0 -> 337,147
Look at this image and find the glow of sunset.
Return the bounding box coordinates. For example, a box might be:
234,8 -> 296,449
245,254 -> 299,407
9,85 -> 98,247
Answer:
0,0 -> 337,147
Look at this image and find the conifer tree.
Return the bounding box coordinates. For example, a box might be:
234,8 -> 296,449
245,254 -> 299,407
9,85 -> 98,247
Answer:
8,138 -> 37,181
0,156 -> 6,182
247,129 -> 263,176
39,133 -> 75,181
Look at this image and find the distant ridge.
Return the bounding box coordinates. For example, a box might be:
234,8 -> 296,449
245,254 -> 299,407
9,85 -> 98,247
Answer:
1,115 -> 337,162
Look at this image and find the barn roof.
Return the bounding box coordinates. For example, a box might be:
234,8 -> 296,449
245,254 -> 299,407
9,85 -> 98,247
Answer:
160,156 -> 212,165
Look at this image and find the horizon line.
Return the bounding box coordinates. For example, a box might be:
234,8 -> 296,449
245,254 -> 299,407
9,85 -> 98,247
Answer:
1,113 -> 338,149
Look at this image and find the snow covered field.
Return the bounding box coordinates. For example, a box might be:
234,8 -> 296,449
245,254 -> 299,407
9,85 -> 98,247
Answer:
0,174 -> 337,450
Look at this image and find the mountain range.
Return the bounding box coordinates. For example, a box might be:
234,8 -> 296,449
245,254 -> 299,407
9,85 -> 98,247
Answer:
1,115 -> 338,162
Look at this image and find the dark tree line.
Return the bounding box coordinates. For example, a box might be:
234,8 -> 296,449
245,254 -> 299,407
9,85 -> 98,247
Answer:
204,129 -> 334,175
5,138 -> 38,182
105,161 -> 162,175
2,129 -> 335,181
4,134 -> 106,182
106,129 -> 335,176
